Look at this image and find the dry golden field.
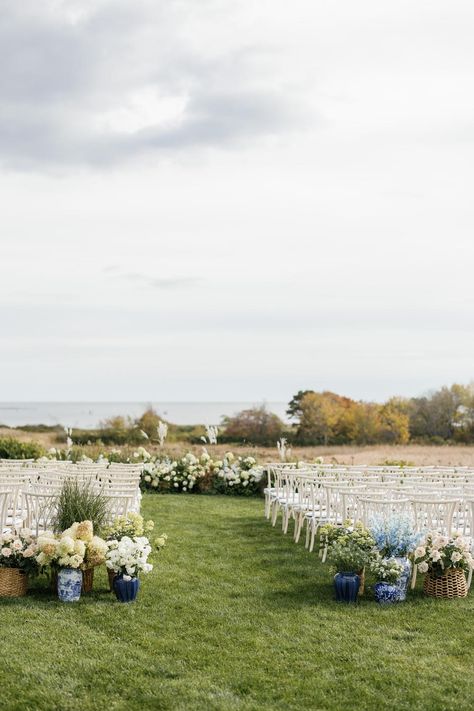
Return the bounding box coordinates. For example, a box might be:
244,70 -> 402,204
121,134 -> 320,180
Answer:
2,426 -> 474,466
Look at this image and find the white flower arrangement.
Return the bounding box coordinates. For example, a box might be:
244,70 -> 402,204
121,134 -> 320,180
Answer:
369,555 -> 404,584
106,536 -> 153,578
0,528 -> 38,575
413,531 -> 473,577
140,450 -> 263,495
144,452 -> 208,491
36,521 -> 108,571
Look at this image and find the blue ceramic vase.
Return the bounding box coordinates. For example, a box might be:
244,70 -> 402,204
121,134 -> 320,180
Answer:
393,557 -> 412,601
374,581 -> 400,605
113,575 -> 140,603
334,572 -> 360,603
57,568 -> 82,602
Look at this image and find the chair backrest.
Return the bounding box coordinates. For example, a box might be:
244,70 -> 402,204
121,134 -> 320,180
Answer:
103,493 -> 134,522
410,499 -> 458,535
358,497 -> 411,526
0,489 -> 12,531
23,491 -> 59,536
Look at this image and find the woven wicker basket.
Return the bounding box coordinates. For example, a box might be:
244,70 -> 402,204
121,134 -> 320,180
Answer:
82,568 -> 94,593
423,568 -> 468,599
0,568 -> 28,597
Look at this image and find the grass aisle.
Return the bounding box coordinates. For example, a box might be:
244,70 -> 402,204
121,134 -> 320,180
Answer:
1,495 -> 473,711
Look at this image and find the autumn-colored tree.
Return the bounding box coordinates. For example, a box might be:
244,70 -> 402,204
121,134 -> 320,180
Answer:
378,399 -> 410,444
296,391 -> 356,445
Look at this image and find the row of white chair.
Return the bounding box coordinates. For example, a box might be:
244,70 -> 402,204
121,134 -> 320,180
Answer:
265,465 -> 474,553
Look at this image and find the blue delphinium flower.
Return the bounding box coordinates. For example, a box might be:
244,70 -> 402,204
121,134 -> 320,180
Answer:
369,514 -> 421,557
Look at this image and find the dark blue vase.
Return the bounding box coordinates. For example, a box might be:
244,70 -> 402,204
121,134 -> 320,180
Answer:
113,575 -> 140,603
334,572 -> 360,603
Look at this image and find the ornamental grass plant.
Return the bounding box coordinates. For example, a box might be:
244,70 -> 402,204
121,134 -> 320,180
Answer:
52,479 -> 109,534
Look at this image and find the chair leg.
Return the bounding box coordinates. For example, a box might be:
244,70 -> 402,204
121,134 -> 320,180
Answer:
294,512 -> 302,543
293,511 -> 301,543
271,501 -> 279,527
283,507 -> 291,534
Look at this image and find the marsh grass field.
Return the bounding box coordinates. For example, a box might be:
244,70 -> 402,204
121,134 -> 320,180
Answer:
1,495 -> 473,711
2,424 -> 474,467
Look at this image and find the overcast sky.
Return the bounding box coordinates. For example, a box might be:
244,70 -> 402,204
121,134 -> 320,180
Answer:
1,0 -> 473,403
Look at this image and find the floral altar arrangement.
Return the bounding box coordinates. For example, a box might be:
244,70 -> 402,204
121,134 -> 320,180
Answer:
140,450 -> 264,496
210,453 -> 264,496
36,520 -> 108,602
412,531 -> 473,598
0,528 -> 38,597
142,452 -> 209,492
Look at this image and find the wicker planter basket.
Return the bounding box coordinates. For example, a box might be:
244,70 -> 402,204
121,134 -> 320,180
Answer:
423,568 -> 468,599
82,568 -> 94,593
0,568 -> 28,597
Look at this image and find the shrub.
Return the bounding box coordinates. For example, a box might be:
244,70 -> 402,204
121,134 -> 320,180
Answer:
221,406 -> 286,445
0,437 -> 46,460
135,408 -> 161,440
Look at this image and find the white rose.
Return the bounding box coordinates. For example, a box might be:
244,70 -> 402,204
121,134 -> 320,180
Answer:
418,561 -> 429,573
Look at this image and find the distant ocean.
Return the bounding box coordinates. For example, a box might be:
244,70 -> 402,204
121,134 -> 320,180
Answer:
0,402 -> 289,429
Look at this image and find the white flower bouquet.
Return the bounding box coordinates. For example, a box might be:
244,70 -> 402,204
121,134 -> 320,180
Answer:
0,529 -> 38,576
369,555 -> 404,584
103,512 -> 155,540
105,536 -> 153,579
413,532 -> 473,578
36,520 -> 108,571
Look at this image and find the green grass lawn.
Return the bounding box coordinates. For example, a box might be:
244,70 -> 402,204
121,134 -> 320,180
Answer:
1,495 -> 473,711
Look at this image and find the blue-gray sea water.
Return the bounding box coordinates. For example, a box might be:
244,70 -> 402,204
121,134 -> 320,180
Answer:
0,402 -> 289,428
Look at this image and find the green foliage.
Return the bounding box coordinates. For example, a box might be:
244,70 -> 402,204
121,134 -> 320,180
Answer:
286,389 -> 315,421
221,405 -> 286,445
52,479 -> 109,534
327,538 -> 372,573
0,437 -> 46,459
134,407 -> 161,439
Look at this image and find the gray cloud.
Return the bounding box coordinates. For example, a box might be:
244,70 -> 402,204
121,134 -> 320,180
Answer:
0,1 -> 311,170
119,272 -> 200,290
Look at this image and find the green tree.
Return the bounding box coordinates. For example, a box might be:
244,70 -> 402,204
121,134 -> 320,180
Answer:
221,406 -> 286,445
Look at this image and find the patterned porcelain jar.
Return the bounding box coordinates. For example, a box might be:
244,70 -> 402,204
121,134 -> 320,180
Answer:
373,581 -> 400,605
57,568 -> 83,602
393,557 -> 412,601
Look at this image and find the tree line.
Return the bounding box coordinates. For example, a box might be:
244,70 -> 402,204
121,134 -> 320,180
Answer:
220,383 -> 474,446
